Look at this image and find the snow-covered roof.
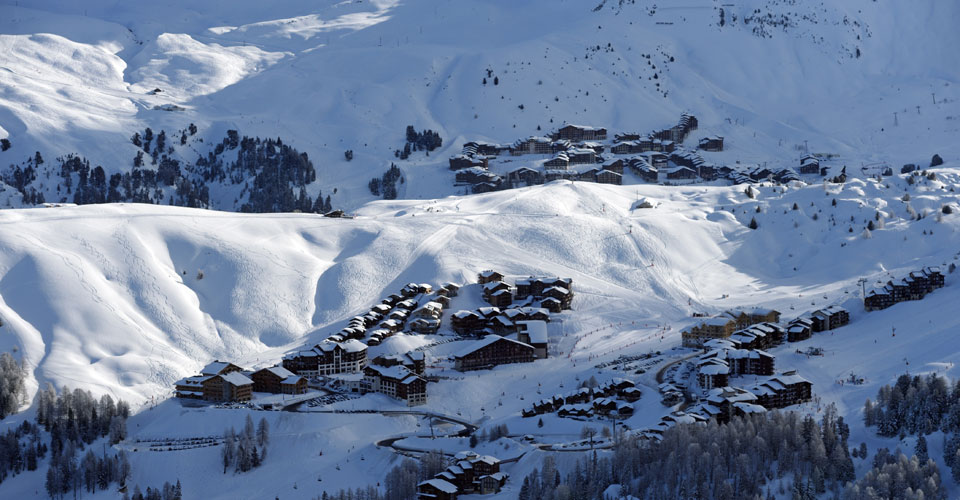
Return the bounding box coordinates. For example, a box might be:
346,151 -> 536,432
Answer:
517,320 -> 548,344
260,366 -> 296,379
561,124 -> 605,131
477,306 -> 501,317
771,372 -> 810,386
700,317 -> 733,327
175,375 -> 212,387
221,371 -> 253,387
734,402 -> 767,414
406,351 -> 425,361
437,472 -> 456,482
200,361 -> 234,376
418,479 -> 458,494
455,335 -> 531,358
366,364 -> 414,381
699,364 -> 729,375
703,338 -> 736,349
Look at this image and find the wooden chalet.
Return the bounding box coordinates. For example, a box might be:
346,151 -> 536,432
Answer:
810,306 -> 849,332
410,318 -> 441,334
448,154 -> 488,170
281,339 -> 368,377
516,320 -> 548,359
601,158 -> 624,175
699,163 -> 718,180
645,152 -> 669,169
188,371 -> 253,403
175,360 -> 256,403
251,366 -> 307,395
510,136 -> 553,155
478,473 -> 507,495
540,297 -> 562,313
798,155 -> 820,174
471,182 -> 500,194
441,282 -> 460,297
577,167 -> 601,182
417,478 -> 458,500
576,141 -> 605,154
864,288 -> 894,311
565,148 -> 597,165
454,335 -> 535,371
451,310 -> 483,335
515,277 -> 573,299
364,365 -> 427,406
554,124 -> 607,142
747,371 -> 812,409
611,141 -> 642,155
697,361 -> 729,390
729,323 -> 784,350
698,136 -> 724,152
664,166 -> 697,181
200,361 -> 243,377
477,270 -> 504,284
786,317 -> 813,342
462,141 -> 504,156
372,351 -> 426,375
507,167 -> 543,186
544,152 -> 570,169
544,169 -> 577,182
484,289 -> 513,308
702,387 -> 760,424
477,306 -> 502,320
482,280 -> 511,298
542,286 -> 573,309
727,349 -> 775,375
413,301 -> 443,320
489,315 -> 515,334
631,162 -> 658,183
454,167 -> 495,185
682,316 -> 737,348
596,169 -> 623,185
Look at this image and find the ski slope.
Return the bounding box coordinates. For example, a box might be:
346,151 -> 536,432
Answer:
0,0 -> 959,497
0,161 -> 956,403
0,169 -> 958,496
0,0 -> 956,209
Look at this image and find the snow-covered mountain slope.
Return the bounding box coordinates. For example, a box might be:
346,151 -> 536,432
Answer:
0,168 -> 959,497
0,0 -> 957,210
0,163 -> 958,407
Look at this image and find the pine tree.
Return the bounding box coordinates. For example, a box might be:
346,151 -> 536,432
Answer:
519,476 -> 530,500
222,429 -> 235,474
313,193 -> 325,213
749,217 -> 759,230
914,435 -> 928,462
257,418 -> 269,447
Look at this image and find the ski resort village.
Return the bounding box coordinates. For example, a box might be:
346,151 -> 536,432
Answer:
0,0 -> 959,499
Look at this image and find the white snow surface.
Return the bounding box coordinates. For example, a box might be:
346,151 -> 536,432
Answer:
0,0 -> 959,498
0,0 -> 957,209
0,171 -> 959,496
